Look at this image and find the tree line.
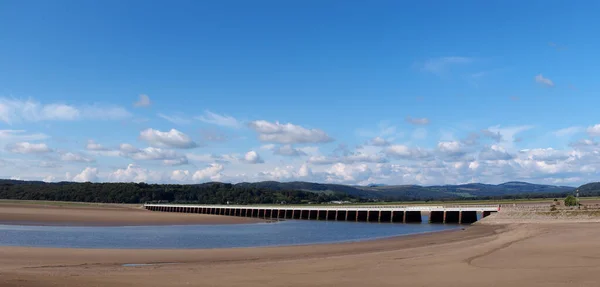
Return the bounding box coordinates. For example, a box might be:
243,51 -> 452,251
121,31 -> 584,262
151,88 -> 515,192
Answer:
0,180 -> 360,204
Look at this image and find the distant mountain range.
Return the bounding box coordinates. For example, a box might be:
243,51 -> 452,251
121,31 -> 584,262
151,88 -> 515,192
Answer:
0,179 -> 580,201
231,180 -> 576,201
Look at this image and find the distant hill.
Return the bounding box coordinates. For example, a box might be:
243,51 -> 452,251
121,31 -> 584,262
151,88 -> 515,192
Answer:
0,179 -> 578,203
228,180 -> 576,201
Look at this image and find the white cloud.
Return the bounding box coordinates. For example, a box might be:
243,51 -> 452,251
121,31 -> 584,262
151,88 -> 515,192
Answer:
535,74 -> 554,87
519,148 -> 570,163
271,145 -> 307,157
6,142 -> 52,154
196,110 -> 241,128
60,152 -> 95,163
163,157 -> 189,166
479,145 -> 514,161
43,176 -> 56,183
139,128 -> 198,149
134,94 -> 151,107
587,124 -> 600,137
325,163 -> 373,184
108,164 -> 162,183
553,126 -> 584,137
122,146 -> 180,161
405,116 -> 430,125
86,140 -> 109,151
384,145 -> 430,160
243,150 -> 264,164
0,130 -> 48,142
485,125 -> 533,149
249,120 -> 334,144
369,136 -> 390,147
67,167 -> 99,182
192,164 -> 224,182
170,170 -> 190,182
0,98 -> 130,124
158,113 -> 191,125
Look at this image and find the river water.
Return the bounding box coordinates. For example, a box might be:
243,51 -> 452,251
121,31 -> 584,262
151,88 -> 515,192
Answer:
0,219 -> 460,249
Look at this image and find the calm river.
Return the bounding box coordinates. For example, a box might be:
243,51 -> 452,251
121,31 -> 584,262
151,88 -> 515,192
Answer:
0,220 -> 460,249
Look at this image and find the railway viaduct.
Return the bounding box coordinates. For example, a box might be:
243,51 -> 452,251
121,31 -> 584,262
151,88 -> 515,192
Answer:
144,204 -> 499,224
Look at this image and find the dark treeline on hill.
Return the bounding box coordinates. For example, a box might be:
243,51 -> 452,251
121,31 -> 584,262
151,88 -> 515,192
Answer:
0,180 -> 360,204
0,179 -> 592,204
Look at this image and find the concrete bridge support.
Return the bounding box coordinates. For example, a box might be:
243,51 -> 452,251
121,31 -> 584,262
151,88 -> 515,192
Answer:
318,210 -> 327,220
326,210 -> 337,220
367,211 -> 379,222
391,211 -> 404,223
379,211 -> 392,223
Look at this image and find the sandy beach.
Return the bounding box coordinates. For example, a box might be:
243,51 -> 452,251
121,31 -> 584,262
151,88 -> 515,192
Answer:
0,203 -> 262,226
2,204 -> 600,286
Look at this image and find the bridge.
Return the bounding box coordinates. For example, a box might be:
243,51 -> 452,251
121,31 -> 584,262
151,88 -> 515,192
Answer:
144,204 -> 500,224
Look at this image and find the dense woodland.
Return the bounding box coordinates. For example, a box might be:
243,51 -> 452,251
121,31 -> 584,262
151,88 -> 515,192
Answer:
0,179 -> 594,204
0,180 -> 360,204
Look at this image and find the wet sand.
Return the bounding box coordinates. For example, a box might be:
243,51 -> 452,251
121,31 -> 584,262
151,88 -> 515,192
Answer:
0,203 -> 262,226
3,223 -> 600,286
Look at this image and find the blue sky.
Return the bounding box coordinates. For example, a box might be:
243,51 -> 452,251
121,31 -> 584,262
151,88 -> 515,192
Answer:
1,1 -> 599,186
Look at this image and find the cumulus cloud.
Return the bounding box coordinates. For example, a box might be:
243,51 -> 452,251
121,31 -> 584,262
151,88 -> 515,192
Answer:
248,120 -> 334,144
86,140 -> 109,151
192,164 -> 224,182
369,137 -> 391,147
6,142 -> 52,154
519,148 -> 570,163
405,116 -> 430,126
121,146 -> 180,161
385,145 -> 430,160
0,98 -> 131,124
480,129 -> 503,142
243,151 -> 264,164
535,74 -> 554,87
67,167 -> 99,182
163,157 -> 189,166
587,124 -> 600,137
437,141 -> 469,161
139,128 -> 198,149
479,145 -> 514,161
108,164 -> 162,183
271,145 -> 307,157
196,110 -> 241,128
134,94 -> 151,107
60,152 -> 95,163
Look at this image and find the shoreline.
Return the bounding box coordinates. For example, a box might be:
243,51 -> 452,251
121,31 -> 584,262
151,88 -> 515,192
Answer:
0,203 -> 263,226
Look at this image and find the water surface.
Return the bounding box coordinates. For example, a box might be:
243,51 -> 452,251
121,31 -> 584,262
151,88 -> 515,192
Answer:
0,220 -> 459,249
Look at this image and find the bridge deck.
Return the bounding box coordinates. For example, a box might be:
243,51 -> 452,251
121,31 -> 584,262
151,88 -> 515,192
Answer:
144,204 -> 500,212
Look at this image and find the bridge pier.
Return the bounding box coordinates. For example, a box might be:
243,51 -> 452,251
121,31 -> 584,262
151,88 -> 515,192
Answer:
357,211 -> 368,222
327,210 -> 337,220
379,210 -> 392,223
391,211 -> 403,223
